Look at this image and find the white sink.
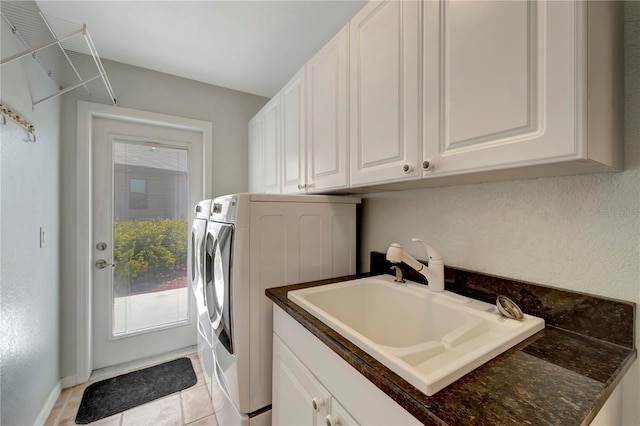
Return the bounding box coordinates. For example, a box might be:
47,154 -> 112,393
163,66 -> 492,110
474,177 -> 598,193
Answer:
288,275 -> 544,395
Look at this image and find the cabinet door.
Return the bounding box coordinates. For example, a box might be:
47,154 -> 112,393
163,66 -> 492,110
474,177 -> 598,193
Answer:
263,96 -> 281,193
306,24 -> 349,192
349,0 -> 421,186
423,1 -> 580,176
281,68 -> 307,194
273,335 -> 331,426
248,113 -> 264,193
327,399 -> 360,426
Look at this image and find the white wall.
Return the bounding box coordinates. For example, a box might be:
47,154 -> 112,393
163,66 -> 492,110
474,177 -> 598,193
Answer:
359,2 -> 640,424
59,60 -> 267,379
0,3 -> 62,424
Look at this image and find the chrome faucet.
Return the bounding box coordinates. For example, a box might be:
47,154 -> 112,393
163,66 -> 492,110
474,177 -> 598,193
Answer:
386,238 -> 444,292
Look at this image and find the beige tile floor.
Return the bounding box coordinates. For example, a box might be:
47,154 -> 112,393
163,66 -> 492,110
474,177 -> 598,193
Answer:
44,353 -> 218,426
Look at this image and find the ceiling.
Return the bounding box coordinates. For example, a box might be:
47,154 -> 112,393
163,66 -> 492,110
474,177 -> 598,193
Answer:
35,0 -> 366,98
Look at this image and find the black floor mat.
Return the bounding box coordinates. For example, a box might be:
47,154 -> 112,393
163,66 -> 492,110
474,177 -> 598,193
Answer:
75,357 -> 197,424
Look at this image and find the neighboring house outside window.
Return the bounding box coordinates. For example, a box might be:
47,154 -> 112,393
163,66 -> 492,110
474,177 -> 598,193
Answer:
129,178 -> 148,209
113,143 -> 188,221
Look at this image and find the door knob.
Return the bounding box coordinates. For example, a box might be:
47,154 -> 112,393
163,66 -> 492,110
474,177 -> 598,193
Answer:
96,242 -> 107,251
95,259 -> 115,269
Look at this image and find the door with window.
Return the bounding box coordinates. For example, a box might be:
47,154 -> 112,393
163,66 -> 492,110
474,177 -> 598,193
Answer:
92,116 -> 204,369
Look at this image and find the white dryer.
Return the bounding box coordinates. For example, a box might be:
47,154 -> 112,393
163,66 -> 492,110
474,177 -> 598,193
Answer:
204,193 -> 360,425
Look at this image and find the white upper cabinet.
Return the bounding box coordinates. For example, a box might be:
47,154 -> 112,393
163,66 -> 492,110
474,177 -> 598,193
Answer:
349,0 -> 421,186
248,113 -> 264,193
263,96 -> 281,193
306,25 -> 350,192
248,0 -> 622,193
422,0 -> 623,178
281,68 -> 307,194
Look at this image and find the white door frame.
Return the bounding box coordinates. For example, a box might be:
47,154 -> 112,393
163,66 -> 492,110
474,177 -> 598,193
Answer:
76,100 -> 213,383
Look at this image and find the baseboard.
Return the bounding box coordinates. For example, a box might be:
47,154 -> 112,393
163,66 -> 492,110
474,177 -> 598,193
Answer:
89,345 -> 198,382
61,375 -> 77,389
34,380 -> 61,426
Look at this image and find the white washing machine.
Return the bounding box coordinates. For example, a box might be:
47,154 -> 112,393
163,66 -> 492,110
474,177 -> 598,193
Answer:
190,199 -> 214,395
204,193 -> 360,425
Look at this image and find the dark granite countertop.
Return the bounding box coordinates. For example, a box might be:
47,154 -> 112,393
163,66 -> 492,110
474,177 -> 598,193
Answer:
266,265 -> 636,426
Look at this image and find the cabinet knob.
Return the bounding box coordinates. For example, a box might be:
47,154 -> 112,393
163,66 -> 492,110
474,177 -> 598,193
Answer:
311,397 -> 324,411
326,415 -> 340,426
298,184 -> 304,190
422,160 -> 434,171
402,163 -> 414,174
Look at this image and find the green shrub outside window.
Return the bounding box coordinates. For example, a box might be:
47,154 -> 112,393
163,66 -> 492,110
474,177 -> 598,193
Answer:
113,218 -> 187,296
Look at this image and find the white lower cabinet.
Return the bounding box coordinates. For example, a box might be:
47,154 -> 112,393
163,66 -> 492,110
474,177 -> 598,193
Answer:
327,399 -> 359,426
272,305 -> 420,425
273,335 -> 353,426
591,382 -> 623,426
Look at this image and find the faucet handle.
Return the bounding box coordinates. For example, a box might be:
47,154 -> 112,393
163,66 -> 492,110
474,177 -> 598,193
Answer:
411,238 -> 443,262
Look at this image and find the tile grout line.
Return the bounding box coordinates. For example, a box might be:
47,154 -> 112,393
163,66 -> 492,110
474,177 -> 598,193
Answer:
54,390 -> 71,426
180,385 -> 187,426
52,403 -> 62,426
50,388 -> 69,426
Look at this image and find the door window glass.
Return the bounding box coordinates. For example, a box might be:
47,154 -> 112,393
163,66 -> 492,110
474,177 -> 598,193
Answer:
112,141 -> 189,336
